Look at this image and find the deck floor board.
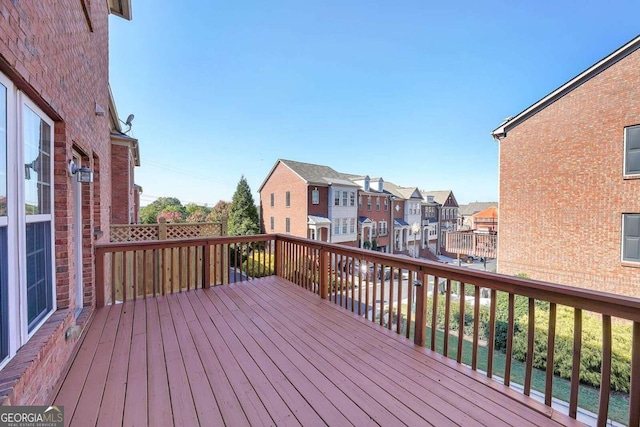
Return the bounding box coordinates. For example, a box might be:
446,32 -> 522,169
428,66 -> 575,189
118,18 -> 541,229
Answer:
54,276 -> 581,427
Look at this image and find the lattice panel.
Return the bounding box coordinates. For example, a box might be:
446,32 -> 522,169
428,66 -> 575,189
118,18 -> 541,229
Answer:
198,223 -> 223,237
110,225 -> 159,242
166,224 -> 201,240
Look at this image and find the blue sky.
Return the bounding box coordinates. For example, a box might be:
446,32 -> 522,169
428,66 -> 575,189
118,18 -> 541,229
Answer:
109,1 -> 640,206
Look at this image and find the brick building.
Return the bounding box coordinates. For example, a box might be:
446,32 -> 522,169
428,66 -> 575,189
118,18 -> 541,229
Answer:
109,89 -> 141,225
260,159 -> 429,254
492,35 -> 640,297
0,0 -> 132,405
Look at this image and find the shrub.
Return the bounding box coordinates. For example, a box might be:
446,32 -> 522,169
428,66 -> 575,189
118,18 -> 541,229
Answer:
241,251 -> 274,278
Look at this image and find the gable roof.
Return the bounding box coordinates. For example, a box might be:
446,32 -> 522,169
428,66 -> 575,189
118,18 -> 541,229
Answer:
422,190 -> 457,207
492,35 -> 640,140
459,202 -> 499,216
259,159 -> 357,192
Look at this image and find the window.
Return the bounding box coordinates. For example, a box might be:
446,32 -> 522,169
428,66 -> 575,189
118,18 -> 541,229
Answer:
379,221 -> 387,236
311,188 -> 319,204
342,219 -> 348,234
622,214 -> 640,263
270,216 -> 274,231
285,191 -> 290,207
371,223 -> 376,236
285,218 -> 290,233
342,191 -> 347,206
0,74 -> 55,366
270,193 -> 274,207
384,198 -> 388,211
334,190 -> 340,206
350,191 -> 355,206
376,197 -> 380,211
358,196 -> 362,210
334,219 -> 340,235
624,125 -> 640,176
350,218 -> 355,234
367,196 -> 371,211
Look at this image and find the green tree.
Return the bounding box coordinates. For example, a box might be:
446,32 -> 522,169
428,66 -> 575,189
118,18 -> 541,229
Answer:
228,176 -> 259,236
140,197 -> 185,224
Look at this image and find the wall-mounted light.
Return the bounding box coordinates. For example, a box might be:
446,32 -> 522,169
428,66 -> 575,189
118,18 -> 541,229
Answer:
68,160 -> 94,183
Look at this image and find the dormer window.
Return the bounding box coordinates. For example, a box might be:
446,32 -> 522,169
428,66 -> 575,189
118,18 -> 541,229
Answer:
378,179 -> 383,192
364,178 -> 370,191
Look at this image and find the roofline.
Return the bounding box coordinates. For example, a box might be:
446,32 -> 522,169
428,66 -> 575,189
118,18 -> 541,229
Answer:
491,34 -> 640,140
111,132 -> 140,166
258,159 -> 307,192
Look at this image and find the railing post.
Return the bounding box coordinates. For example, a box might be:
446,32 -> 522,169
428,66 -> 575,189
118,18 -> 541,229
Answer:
413,268 -> 427,347
203,243 -> 211,288
274,238 -> 281,277
95,247 -> 105,307
319,247 -> 328,299
158,216 -> 167,240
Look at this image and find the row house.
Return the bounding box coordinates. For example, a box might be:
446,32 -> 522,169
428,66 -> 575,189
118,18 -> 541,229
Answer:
422,190 -> 459,252
383,181 -> 424,256
422,194 -> 440,253
349,176 -> 392,252
0,0 -> 134,405
260,159 -> 431,255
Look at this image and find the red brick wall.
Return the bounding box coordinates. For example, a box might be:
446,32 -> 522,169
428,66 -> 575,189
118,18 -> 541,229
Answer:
111,144 -> 130,224
357,192 -> 391,247
260,162 -> 308,237
307,186 -> 329,216
498,48 -> 640,297
0,0 -> 112,405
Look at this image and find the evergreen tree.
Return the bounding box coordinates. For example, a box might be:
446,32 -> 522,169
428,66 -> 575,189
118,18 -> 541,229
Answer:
228,176 -> 259,236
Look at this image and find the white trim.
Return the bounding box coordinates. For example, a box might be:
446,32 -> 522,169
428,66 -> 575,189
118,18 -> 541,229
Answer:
492,36 -> 640,139
623,124 -> 640,178
621,213 -> 640,264
0,73 -> 56,362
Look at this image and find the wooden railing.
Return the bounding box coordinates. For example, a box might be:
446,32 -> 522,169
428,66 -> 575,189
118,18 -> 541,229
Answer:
94,233 -> 640,426
95,235 -> 274,306
445,231 -> 497,258
274,234 -> 640,426
110,218 -> 226,242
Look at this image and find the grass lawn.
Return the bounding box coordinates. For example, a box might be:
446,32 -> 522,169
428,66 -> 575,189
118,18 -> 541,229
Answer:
396,304 -> 630,424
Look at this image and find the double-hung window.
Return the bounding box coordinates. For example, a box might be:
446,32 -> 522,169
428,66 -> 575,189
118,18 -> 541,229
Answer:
622,214 -> 640,263
0,73 -> 55,368
334,190 -> 340,206
624,125 -> 640,176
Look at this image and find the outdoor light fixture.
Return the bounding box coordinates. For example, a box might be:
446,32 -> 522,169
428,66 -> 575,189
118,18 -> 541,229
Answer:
68,160 -> 94,183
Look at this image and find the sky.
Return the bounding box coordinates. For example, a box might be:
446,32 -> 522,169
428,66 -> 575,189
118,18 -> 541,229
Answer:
109,1 -> 640,207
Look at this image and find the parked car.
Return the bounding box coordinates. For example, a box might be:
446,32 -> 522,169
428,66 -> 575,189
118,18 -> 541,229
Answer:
460,254 -> 475,263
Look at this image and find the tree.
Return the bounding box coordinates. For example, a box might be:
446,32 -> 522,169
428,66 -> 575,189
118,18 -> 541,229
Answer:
227,176 -> 259,236
140,197 -> 185,224
206,200 -> 231,222
184,203 -> 211,223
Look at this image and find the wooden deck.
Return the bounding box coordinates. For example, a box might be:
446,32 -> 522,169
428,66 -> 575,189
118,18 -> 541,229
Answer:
54,276 -> 581,426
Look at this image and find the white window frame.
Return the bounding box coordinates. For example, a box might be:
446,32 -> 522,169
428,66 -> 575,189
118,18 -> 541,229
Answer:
334,190 -> 340,206
311,188 -> 319,205
624,125 -> 640,177
621,213 -> 640,263
0,75 -> 56,369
